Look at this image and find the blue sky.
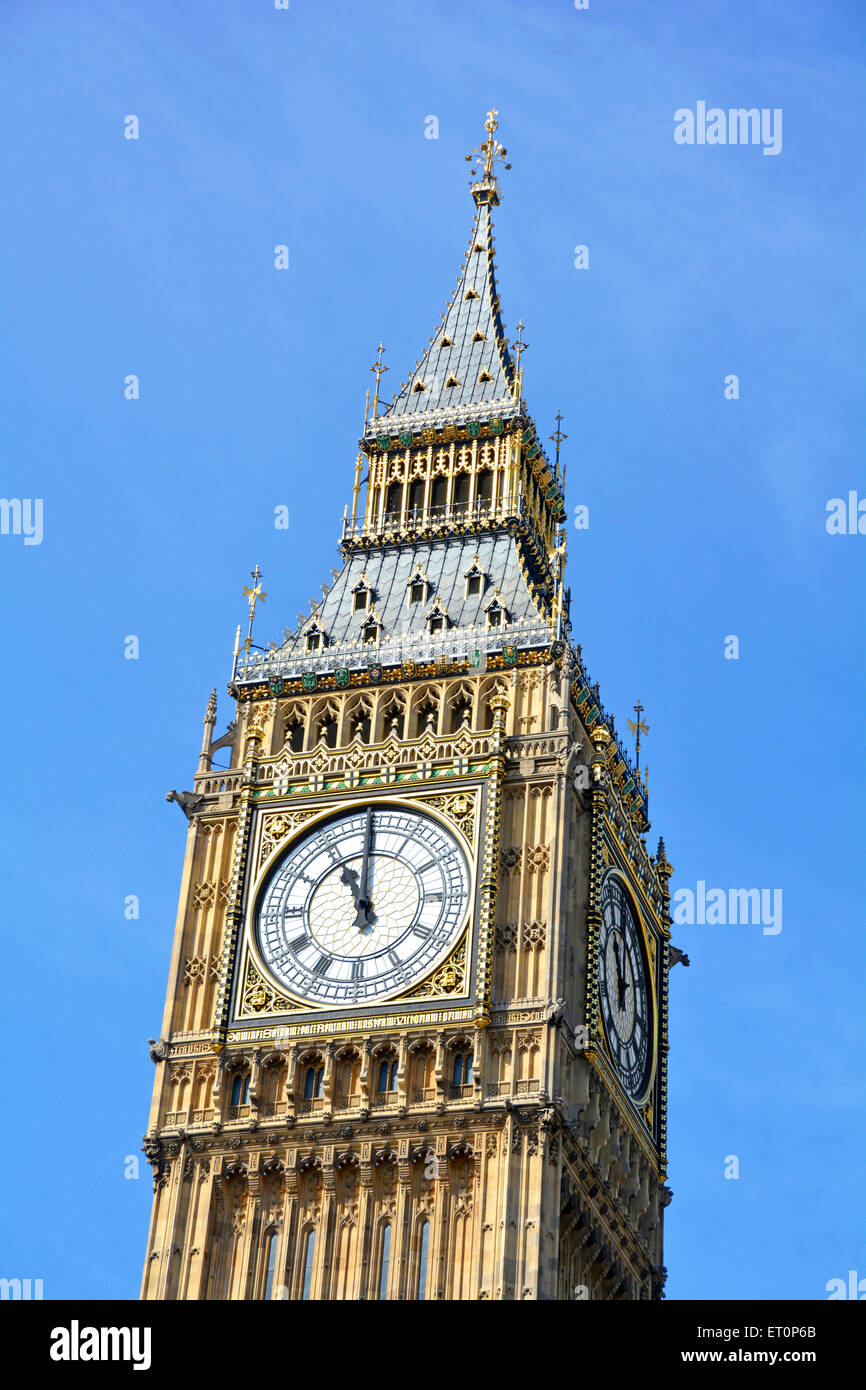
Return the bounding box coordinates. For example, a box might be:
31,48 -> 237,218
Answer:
0,1 -> 862,1300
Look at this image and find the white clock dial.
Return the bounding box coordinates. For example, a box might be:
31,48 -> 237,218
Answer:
254,804 -> 470,1006
598,873 -> 654,1102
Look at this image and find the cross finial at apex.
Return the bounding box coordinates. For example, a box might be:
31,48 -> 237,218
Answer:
627,701 -> 650,771
550,411 -> 568,468
241,564 -> 266,653
511,318 -> 529,370
369,340 -> 389,418
465,109 -> 511,197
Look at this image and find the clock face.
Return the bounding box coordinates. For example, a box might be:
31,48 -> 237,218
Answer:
598,874 -> 654,1102
254,804 -> 471,1007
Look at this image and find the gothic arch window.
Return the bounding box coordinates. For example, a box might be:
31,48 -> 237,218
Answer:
479,679 -> 506,732
262,1230 -> 278,1301
316,712 -> 338,749
287,716 -> 304,752
408,478 -> 425,514
334,1049 -> 361,1108
476,468 -> 494,507
300,1229 -> 316,1301
407,569 -> 428,606
416,1220 -> 430,1301
430,476 -> 448,511
376,1056 -> 398,1094
304,622 -> 326,653
453,472 -> 470,508
230,1072 -> 250,1108
451,1047 -> 474,1091
377,1223 -> 392,1300
345,696 -> 373,745
385,481 -> 402,517
260,1060 -> 286,1116
381,698 -> 405,740
447,684 -> 474,733
302,1062 -> 324,1101
194,1068 -> 214,1120
352,576 -> 373,613
426,601 -> 449,635
411,688 -> 439,739
464,559 -> 486,598
485,596 -> 508,629
360,614 -> 380,646
409,1043 -> 435,1103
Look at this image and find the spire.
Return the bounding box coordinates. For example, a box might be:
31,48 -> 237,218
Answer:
465,107 -> 512,205
366,110 -> 518,437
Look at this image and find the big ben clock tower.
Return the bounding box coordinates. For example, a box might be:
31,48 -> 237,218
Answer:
141,112 -> 675,1302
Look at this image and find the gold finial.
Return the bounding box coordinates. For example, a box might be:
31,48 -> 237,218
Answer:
627,701 -> 650,772
511,319 -> 528,367
465,109 -> 511,197
241,564 -> 266,653
511,319 -> 529,395
370,341 -> 389,419
550,411 -> 567,483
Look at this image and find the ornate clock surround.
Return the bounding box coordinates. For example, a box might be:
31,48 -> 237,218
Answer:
227,783 -> 490,1039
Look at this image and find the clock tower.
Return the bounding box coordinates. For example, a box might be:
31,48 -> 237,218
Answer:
141,112 -> 675,1301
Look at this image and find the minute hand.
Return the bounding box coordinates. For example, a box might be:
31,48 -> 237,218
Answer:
354,808 -> 374,927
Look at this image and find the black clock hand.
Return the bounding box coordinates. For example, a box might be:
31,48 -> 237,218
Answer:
340,864 -> 361,902
354,807 -> 374,928
613,938 -> 627,1011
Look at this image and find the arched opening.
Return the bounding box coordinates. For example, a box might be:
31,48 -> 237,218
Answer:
230,1072 -> 250,1108
450,1047 -> 474,1096
408,479 -> 425,515
410,1045 -> 435,1104
262,1231 -> 278,1300
449,696 -> 473,733
351,710 -> 371,743
377,1223 -> 392,1300
317,715 -> 338,749
382,700 -> 405,739
301,1061 -> 324,1103
430,476 -> 448,511
385,481 -> 402,518
300,1230 -> 316,1301
416,1220 -> 430,1301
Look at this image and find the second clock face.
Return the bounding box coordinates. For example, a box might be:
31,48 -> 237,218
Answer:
599,873 -> 654,1103
254,804 -> 471,1007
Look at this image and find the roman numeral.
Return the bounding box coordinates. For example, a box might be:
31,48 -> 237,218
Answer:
288,934 -> 308,954
313,954 -> 331,976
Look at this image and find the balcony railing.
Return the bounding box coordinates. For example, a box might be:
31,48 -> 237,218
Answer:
297,1098 -> 324,1116
233,613 -> 556,688
448,1083 -> 474,1101
341,495 -> 551,571
343,496 -> 516,543
372,1091 -> 398,1108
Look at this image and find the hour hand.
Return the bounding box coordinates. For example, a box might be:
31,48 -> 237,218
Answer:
340,862 -> 375,928
340,864 -> 361,904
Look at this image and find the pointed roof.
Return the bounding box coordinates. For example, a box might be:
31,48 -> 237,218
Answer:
364,111 -> 521,441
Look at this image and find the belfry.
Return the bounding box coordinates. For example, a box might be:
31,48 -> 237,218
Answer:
142,112 -> 674,1301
